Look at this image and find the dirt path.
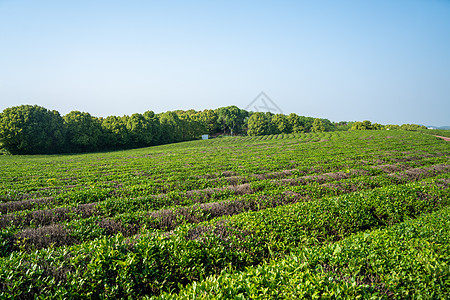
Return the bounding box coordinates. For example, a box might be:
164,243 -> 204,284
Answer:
434,135 -> 450,141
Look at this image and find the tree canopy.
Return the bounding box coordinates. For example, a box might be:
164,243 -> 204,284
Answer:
312,118 -> 325,133
1,104 -> 425,155
247,112 -> 268,136
0,105 -> 337,154
0,105 -> 65,154
64,111 -> 103,152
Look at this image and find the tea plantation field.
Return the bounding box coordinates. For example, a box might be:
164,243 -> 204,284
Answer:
0,130 -> 449,299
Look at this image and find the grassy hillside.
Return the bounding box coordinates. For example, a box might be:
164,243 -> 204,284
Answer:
425,129 -> 450,138
0,130 -> 449,298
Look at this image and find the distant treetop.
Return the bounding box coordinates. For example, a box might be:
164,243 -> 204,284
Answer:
0,104 -> 427,155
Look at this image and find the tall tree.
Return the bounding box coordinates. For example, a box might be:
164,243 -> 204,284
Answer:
351,120 -> 372,130
400,124 -> 426,131
126,113 -> 155,147
216,106 -> 247,135
372,123 -> 383,130
64,111 -> 103,152
247,112 -> 268,136
264,112 -> 278,135
312,118 -> 325,132
158,111 -> 182,144
178,113 -> 195,141
298,116 -> 314,132
385,124 -> 400,130
320,118 -> 336,132
287,113 -> 304,133
198,109 -> 218,135
143,111 -> 161,145
271,114 -> 291,134
101,116 -> 130,149
0,105 -> 65,154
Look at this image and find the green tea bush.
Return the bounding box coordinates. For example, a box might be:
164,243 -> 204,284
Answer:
0,130 -> 448,298
0,180 -> 447,298
161,206 -> 450,299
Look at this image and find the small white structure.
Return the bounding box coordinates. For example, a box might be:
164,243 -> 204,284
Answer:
202,134 -> 209,140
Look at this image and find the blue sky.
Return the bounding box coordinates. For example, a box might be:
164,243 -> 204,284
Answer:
1,0 -> 449,126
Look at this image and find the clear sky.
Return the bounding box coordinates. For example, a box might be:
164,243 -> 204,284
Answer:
1,0 -> 449,126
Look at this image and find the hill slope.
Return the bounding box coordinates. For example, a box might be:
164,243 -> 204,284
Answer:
0,130 -> 449,298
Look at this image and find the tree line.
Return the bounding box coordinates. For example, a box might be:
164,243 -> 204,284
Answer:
246,112 -> 335,135
349,120 -> 427,131
0,105 -> 339,154
0,105 -> 428,155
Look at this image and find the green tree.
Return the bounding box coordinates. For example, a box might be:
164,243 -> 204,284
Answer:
126,113 -> 155,147
319,118 -> 336,131
400,124 -> 427,131
159,111 -> 182,144
312,118 -> 325,133
372,123 -> 383,130
271,114 -> 291,134
0,105 -> 65,154
351,120 -> 372,130
64,111 -> 103,152
101,116 -> 130,149
216,106 -> 247,135
362,120 -> 373,130
143,111 -> 161,145
351,121 -> 364,130
287,113 -> 304,133
385,124 -> 400,130
198,109 -> 218,135
298,116 -> 314,132
247,112 -> 268,136
349,121 -> 384,131
178,112 -> 204,141
264,112 -> 278,135
334,121 -> 352,131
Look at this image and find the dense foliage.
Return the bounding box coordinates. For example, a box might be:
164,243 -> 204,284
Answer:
385,123 -> 428,131
351,121 -> 429,131
351,120 -> 383,131
247,113 -> 335,136
0,104 -> 436,154
162,206 -> 450,299
0,130 -> 449,298
0,105 -> 230,154
0,105 -> 340,154
0,105 -> 66,154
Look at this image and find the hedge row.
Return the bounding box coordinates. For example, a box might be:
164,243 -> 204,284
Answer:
3,169 -> 448,256
0,179 -> 448,298
160,206 -> 450,299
